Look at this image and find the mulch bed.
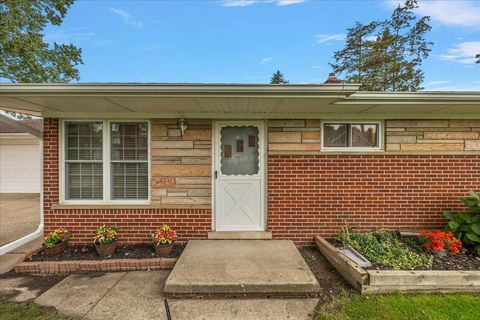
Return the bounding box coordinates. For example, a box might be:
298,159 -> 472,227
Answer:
328,237 -> 480,271
28,244 -> 183,261
300,247 -> 355,304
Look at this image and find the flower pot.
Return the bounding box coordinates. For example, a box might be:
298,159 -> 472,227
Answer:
43,241 -> 67,255
154,244 -> 173,255
95,241 -> 118,257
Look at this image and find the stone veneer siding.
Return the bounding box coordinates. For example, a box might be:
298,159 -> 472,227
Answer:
385,120 -> 480,152
151,119 -> 212,207
268,120 -> 321,153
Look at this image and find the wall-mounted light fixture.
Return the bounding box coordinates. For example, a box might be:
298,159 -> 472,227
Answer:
178,118 -> 187,136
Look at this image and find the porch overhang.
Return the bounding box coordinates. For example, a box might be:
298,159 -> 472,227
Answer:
1,83 -> 479,119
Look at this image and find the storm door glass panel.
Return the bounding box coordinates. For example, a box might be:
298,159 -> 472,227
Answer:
111,122 -> 148,200
220,126 -> 259,175
323,124 -> 348,147
351,124 -> 378,147
65,122 -> 103,200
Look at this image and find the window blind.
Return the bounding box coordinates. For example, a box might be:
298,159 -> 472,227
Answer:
65,122 -> 103,199
110,122 -> 148,200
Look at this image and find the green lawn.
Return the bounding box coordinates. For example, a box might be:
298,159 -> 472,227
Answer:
317,293 -> 480,320
0,303 -> 72,320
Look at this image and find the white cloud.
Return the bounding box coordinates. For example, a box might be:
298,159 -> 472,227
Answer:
276,0 -> 307,6
44,27 -> 95,44
386,0 -> 480,28
440,42 -> 480,64
315,34 -> 345,44
222,0 -> 258,7
110,8 -> 144,29
222,0 -> 306,7
260,57 -> 273,65
312,65 -> 322,69
44,28 -> 115,47
427,80 -> 452,86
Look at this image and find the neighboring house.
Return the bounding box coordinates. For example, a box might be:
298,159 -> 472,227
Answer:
0,119 -> 43,193
0,80 -> 479,245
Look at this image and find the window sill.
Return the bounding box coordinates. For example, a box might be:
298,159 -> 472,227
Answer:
321,148 -> 384,153
51,201 -> 211,210
52,201 -> 159,210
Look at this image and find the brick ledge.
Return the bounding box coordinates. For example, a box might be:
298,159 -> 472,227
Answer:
15,257 -> 177,274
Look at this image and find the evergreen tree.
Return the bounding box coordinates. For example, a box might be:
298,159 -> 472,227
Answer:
330,0 -> 432,91
330,21 -> 379,86
270,70 -> 289,84
0,0 -> 83,83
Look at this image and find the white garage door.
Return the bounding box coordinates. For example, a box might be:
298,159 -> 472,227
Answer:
0,138 -> 40,193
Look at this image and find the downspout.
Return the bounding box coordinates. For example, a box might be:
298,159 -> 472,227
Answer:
0,135 -> 44,255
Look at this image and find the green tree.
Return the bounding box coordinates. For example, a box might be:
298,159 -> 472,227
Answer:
270,70 -> 289,84
0,0 -> 83,83
330,21 -> 379,88
331,0 -> 432,91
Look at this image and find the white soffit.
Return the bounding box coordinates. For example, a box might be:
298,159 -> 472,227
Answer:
0,84 -> 479,119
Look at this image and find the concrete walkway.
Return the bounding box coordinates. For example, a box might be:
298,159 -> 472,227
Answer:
1,271 -> 319,319
36,271 -> 169,320
165,240 -> 320,298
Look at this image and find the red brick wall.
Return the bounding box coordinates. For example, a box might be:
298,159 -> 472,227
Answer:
43,118 -> 211,244
268,155 -> 480,246
44,118 -> 480,246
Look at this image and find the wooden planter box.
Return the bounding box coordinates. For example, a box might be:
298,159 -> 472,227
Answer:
315,236 -> 480,294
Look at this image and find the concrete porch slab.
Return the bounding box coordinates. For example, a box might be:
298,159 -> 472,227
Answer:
164,240 -> 320,298
208,231 -> 272,240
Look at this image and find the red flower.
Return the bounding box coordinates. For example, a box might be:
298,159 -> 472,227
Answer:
420,230 -> 462,255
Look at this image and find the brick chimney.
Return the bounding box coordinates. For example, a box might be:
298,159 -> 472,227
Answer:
324,72 -> 341,84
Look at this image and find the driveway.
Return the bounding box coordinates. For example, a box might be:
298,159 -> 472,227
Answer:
0,193 -> 40,246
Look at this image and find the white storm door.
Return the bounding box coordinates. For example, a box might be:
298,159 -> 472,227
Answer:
214,121 -> 265,231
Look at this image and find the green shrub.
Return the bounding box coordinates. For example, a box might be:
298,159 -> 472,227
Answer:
444,190 -> 480,256
337,227 -> 433,270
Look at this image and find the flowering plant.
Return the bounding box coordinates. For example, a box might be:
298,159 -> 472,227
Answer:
43,227 -> 73,248
152,225 -> 177,246
420,230 -> 462,254
93,225 -> 119,246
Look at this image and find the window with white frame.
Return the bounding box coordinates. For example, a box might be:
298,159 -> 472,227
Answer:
63,121 -> 149,202
322,122 -> 381,150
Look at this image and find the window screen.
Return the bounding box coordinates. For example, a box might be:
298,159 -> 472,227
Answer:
323,123 -> 379,148
65,122 -> 103,199
110,122 -> 148,199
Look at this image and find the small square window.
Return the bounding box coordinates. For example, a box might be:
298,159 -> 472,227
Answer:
351,124 -> 378,147
323,122 -> 381,150
324,124 -> 348,147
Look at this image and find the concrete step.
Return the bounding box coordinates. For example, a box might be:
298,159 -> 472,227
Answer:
164,240 -> 320,298
167,298 -> 319,320
208,231 -> 272,240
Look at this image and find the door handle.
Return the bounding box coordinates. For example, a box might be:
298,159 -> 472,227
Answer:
214,170 -> 218,179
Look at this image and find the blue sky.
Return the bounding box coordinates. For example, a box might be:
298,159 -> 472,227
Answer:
43,0 -> 480,90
